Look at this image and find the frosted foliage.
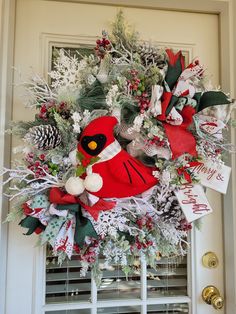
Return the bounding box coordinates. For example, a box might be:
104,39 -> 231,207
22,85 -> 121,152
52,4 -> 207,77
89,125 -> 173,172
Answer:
84,208 -> 128,237
49,50 -> 82,89
103,241 -> 128,265
49,50 -> 98,90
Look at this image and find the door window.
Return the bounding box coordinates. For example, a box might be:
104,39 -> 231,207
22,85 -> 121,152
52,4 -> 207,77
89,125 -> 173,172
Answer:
43,44 -> 190,314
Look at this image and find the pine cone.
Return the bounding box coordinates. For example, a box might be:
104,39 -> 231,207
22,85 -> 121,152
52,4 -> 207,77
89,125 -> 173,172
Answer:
134,43 -> 167,68
155,188 -> 184,227
25,125 -> 61,150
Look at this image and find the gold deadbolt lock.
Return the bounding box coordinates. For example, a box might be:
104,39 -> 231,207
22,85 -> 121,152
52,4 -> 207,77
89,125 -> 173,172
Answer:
202,251 -> 219,268
202,286 -> 224,310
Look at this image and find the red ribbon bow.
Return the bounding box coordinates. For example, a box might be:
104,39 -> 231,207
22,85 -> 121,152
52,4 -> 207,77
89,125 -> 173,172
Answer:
157,50 -> 198,159
162,104 -> 197,159
177,161 -> 203,183
49,187 -> 116,221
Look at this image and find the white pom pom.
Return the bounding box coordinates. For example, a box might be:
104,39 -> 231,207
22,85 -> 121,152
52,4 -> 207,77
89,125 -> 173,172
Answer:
84,173 -> 103,192
65,177 -> 85,195
69,149 -> 78,166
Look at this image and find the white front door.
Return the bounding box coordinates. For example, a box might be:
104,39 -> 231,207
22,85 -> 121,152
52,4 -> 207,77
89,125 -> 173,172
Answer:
6,1 -> 226,313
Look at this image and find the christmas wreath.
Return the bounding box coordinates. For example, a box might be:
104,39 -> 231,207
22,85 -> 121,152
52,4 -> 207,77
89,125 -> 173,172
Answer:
2,12 -> 235,284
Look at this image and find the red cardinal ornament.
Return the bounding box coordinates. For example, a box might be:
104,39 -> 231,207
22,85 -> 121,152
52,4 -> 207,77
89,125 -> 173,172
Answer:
77,116 -> 158,198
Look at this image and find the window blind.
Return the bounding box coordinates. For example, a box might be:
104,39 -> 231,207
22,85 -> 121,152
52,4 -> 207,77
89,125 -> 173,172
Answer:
45,253 -> 188,313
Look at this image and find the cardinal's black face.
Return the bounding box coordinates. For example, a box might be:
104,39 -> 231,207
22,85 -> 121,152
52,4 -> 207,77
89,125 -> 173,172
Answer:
81,134 -> 107,156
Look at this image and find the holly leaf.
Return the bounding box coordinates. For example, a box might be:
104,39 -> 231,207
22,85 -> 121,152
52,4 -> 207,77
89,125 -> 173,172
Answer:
77,151 -> 84,162
76,165 -> 85,177
90,156 -> 100,165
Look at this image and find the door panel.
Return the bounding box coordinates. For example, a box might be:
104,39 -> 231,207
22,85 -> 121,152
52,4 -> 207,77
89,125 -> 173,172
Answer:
7,1 -> 223,313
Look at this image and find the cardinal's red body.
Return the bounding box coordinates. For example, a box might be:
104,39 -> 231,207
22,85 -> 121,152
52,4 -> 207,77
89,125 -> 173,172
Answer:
77,116 -> 157,198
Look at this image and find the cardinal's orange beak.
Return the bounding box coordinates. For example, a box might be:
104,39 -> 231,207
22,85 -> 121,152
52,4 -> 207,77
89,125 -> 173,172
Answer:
88,141 -> 98,150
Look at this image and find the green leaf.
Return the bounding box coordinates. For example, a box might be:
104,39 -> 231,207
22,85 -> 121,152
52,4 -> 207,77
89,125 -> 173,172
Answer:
165,95 -> 179,116
20,216 -> 41,235
90,156 -> 100,165
197,91 -> 231,112
76,165 -> 85,177
77,151 -> 84,162
165,57 -> 183,90
74,208 -> 98,247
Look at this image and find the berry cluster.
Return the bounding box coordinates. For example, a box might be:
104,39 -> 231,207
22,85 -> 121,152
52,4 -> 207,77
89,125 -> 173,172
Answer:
26,153 -> 49,178
95,31 -> 111,59
135,237 -> 153,250
138,93 -> 150,113
179,220 -> 192,231
25,153 -> 60,178
37,101 -> 70,120
74,241 -> 99,263
148,136 -> 166,147
127,70 -> 150,113
136,215 -> 154,231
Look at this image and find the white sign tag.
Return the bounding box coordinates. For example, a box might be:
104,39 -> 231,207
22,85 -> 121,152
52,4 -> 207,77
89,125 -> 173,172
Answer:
190,161 -> 231,194
198,114 -> 225,140
175,184 -> 213,223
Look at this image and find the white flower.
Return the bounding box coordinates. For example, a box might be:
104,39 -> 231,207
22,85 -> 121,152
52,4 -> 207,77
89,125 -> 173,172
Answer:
106,85 -> 119,108
71,111 -> 82,133
152,171 -> 160,179
128,114 -> 144,133
81,109 -> 91,127
73,123 -> 81,133
72,111 -> 82,123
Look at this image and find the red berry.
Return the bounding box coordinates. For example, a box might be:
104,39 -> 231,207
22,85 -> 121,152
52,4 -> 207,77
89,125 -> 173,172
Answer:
39,154 -> 45,161
34,161 -> 41,167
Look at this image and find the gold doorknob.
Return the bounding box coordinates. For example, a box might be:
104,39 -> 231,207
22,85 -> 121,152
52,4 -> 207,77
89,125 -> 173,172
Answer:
202,286 -> 224,310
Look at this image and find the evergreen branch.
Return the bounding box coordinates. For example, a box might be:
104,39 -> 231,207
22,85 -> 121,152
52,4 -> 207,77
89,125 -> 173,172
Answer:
53,112 -> 76,154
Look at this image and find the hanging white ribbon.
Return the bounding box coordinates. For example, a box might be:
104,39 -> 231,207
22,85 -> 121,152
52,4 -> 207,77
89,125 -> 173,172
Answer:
149,85 -> 163,117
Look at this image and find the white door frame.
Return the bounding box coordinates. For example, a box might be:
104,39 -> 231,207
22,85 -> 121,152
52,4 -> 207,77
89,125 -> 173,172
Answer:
1,0 -> 235,313
0,1 -> 16,314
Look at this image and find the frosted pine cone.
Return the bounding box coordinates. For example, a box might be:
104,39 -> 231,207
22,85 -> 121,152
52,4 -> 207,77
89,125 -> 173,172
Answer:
24,125 -> 61,150
154,187 -> 184,227
135,43 -> 167,68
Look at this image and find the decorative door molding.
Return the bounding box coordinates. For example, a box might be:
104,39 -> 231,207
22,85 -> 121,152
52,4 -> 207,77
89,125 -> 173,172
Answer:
1,1 -> 235,313
0,1 -> 16,314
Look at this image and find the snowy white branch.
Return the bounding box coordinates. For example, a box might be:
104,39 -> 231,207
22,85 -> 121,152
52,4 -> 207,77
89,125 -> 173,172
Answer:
1,166 -> 64,201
